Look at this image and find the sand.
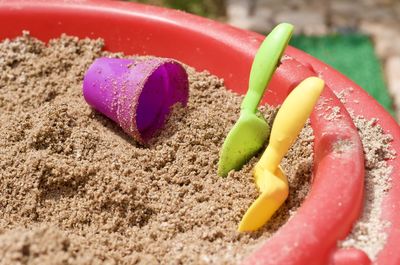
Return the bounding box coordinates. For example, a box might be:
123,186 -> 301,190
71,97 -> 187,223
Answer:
0,32 -> 314,265
0,33 -> 394,264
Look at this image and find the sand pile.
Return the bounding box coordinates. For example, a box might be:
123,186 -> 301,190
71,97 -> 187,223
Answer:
0,33 -> 314,264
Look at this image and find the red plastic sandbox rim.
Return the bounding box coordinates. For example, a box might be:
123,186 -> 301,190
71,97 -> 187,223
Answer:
0,1 -> 399,264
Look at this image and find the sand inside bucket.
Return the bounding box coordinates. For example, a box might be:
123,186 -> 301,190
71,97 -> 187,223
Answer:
0,33 -> 394,264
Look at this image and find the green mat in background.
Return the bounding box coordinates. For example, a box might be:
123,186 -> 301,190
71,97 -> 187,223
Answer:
290,34 -> 395,117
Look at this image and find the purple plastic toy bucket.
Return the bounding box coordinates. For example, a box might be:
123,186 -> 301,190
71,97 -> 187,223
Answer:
83,57 -> 189,143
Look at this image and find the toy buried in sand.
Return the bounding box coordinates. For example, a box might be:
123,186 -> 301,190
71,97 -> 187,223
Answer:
238,77 -> 324,232
83,57 -> 189,143
217,23 -> 294,177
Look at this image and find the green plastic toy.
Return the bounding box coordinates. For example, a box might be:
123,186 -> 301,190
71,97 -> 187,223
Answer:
217,23 -> 294,177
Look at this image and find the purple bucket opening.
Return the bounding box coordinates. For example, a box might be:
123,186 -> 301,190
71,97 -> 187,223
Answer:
136,62 -> 188,141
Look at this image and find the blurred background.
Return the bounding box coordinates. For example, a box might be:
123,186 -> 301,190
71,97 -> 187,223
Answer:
127,0 -> 400,120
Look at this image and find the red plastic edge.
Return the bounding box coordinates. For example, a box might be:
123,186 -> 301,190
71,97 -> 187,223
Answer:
331,248 -> 372,265
0,1 -> 399,264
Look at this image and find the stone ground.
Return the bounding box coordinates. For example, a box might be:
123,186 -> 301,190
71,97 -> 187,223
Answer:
226,0 -> 400,119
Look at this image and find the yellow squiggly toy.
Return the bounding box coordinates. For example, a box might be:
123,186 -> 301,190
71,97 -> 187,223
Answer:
238,77 -> 324,232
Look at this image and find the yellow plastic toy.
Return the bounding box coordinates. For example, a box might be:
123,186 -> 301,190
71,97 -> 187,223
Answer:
238,77 -> 324,232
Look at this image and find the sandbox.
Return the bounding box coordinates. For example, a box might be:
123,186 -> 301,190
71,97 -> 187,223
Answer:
1,1 -> 400,265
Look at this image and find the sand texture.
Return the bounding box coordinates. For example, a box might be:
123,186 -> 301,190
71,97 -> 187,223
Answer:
0,33 -> 314,265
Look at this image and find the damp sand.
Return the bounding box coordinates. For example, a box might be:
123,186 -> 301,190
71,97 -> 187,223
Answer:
0,33 -> 394,264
